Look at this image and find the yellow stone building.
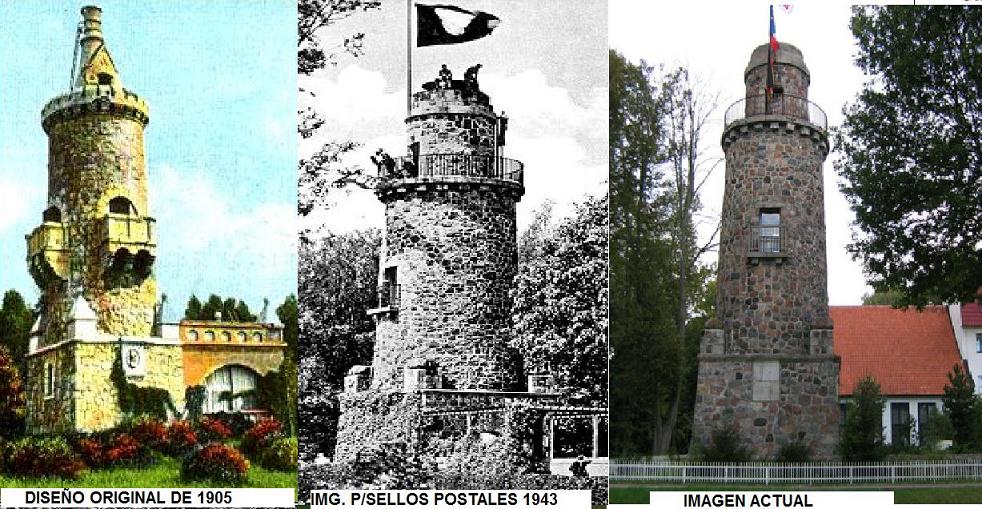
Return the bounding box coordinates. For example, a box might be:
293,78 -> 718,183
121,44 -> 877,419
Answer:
23,6 -> 285,434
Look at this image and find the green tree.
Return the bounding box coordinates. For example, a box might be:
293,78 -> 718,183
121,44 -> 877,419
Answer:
835,6 -> 982,306
511,194 -> 608,403
840,376 -> 886,461
609,49 -> 719,455
0,346 -> 25,439
184,295 -> 202,321
277,294 -> 298,362
942,363 -> 977,449
0,289 -> 34,373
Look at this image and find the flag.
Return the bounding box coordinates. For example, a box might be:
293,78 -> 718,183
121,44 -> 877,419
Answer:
769,5 -> 779,52
417,4 -> 500,47
766,5 -> 778,100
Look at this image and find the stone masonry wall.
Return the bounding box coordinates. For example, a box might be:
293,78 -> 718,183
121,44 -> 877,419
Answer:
25,346 -> 76,435
43,113 -> 155,345
73,342 -> 184,432
373,186 -> 520,391
716,126 -> 830,352
334,391 -> 423,462
691,355 -> 839,458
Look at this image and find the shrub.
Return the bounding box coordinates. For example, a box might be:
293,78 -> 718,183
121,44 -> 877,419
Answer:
700,425 -> 752,462
197,416 -> 233,443
208,412 -> 254,437
166,420 -> 199,456
776,440 -> 812,462
4,436 -> 85,479
181,443 -> 249,486
241,418 -> 283,457
0,346 -> 25,439
76,433 -> 151,469
840,375 -> 886,461
257,436 -> 298,471
129,415 -> 168,451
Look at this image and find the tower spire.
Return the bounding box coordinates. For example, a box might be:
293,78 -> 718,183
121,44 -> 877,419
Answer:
74,5 -> 121,90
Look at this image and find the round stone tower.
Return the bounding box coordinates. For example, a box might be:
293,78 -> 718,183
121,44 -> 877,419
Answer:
368,72 -> 524,392
691,43 -> 839,458
30,5 -> 155,343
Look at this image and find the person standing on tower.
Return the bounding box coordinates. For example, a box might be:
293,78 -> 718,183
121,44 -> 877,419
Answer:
438,64 -> 452,89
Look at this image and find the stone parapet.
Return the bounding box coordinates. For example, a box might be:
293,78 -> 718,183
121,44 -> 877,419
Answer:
722,116 -> 828,153
42,85 -> 149,132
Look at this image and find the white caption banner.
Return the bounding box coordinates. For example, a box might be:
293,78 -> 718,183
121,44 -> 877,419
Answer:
310,490 -> 591,509
639,491 -> 895,509
1,487 -> 295,508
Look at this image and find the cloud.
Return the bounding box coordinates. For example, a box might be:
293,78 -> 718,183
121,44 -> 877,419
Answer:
152,164 -> 296,280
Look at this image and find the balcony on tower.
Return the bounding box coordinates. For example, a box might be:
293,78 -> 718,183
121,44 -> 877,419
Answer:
722,43 -> 827,133
26,220 -> 70,286
377,153 -> 524,186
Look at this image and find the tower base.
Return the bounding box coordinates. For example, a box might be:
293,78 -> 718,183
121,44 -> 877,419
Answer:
691,328 -> 840,459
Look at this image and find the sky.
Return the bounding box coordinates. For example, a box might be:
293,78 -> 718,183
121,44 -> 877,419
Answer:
610,1 -> 871,305
301,0 -> 608,237
0,1 -> 297,321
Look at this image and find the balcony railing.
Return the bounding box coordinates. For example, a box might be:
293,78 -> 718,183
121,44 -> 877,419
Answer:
749,225 -> 784,254
100,214 -> 156,250
378,283 -> 401,310
379,154 -> 524,185
724,94 -> 827,130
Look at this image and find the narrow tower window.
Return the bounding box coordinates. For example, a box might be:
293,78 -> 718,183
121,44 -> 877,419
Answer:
759,208 -> 781,253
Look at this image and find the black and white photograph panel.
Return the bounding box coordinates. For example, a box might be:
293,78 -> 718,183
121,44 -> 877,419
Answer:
297,0 -> 607,498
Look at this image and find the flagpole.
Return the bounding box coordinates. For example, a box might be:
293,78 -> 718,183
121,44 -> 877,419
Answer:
407,0 -> 412,117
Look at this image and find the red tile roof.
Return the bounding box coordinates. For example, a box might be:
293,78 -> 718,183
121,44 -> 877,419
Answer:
962,302 -> 982,327
831,305 -> 961,397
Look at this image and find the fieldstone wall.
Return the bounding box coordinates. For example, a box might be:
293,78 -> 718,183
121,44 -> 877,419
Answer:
373,186 -> 521,391
334,391 -> 423,462
716,124 -> 830,351
691,353 -> 840,458
408,87 -> 496,156
692,44 -> 840,459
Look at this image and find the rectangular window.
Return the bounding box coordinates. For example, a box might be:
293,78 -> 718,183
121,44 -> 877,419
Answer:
759,208 -> 781,253
918,402 -> 937,444
977,333 -> 982,353
44,363 -> 54,399
891,402 -> 911,446
382,266 -> 399,308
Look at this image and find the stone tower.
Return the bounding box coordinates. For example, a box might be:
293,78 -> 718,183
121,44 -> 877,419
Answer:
25,6 -> 183,433
691,43 -> 840,458
369,74 -> 524,391
334,68 -> 534,460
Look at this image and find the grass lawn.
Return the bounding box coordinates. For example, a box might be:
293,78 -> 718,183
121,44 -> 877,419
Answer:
611,483 -> 982,505
0,455 -> 296,488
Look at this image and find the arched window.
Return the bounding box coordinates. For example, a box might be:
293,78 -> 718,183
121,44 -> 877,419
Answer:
202,365 -> 259,414
108,196 -> 135,215
42,206 -> 62,223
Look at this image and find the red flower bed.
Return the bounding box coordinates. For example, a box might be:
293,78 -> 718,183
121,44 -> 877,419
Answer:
197,416 -> 233,443
130,416 -> 168,450
76,433 -> 147,469
241,418 -> 282,457
6,437 -> 85,479
166,420 -> 198,456
180,443 -> 250,485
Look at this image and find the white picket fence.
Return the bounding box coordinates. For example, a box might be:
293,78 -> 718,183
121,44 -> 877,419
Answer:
611,458 -> 982,484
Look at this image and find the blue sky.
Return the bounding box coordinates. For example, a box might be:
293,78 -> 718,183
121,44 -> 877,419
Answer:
0,1 -> 296,321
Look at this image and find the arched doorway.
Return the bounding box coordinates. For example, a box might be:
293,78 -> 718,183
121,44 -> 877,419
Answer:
202,364 -> 259,414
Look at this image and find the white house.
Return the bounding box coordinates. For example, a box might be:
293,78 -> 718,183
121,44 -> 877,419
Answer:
949,303 -> 982,393
833,305 -> 962,446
